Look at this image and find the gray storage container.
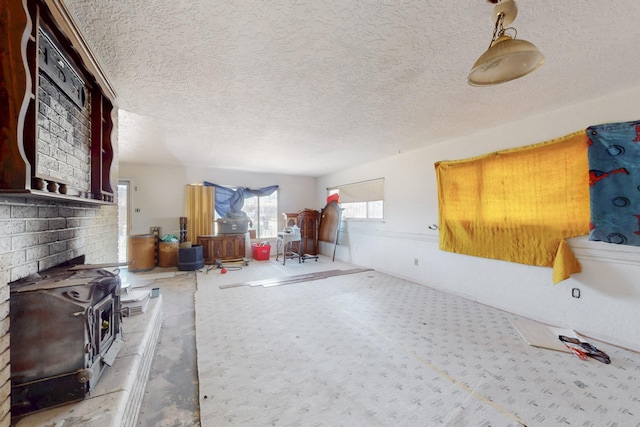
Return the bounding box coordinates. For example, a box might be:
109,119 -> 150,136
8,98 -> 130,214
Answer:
216,217 -> 249,234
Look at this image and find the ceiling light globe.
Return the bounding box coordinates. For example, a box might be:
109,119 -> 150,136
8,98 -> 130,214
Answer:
468,36 -> 544,86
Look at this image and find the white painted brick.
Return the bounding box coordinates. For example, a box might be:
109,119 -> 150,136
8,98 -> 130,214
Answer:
38,206 -> 59,218
25,219 -> 49,233
0,220 -> 24,235
38,230 -> 59,244
11,251 -> 26,266
10,205 -> 37,219
11,234 -> 38,250
26,245 -> 48,262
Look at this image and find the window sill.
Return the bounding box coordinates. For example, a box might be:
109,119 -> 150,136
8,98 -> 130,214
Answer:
343,218 -> 385,223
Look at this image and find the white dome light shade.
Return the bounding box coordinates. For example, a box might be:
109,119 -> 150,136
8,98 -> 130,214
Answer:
468,0 -> 544,86
468,35 -> 544,86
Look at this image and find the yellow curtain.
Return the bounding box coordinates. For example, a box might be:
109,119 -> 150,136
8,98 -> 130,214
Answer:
185,184 -> 214,244
435,131 -> 590,283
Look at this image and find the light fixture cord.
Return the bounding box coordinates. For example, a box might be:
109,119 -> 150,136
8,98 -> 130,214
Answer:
488,11 -> 518,47
488,12 -> 505,49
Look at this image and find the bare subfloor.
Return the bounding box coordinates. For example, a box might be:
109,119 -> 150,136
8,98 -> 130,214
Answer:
134,270 -> 200,426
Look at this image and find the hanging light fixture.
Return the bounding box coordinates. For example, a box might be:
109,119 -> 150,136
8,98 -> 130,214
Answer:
468,0 -> 544,86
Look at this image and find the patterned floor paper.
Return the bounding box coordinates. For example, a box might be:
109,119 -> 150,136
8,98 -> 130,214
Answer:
195,257 -> 640,426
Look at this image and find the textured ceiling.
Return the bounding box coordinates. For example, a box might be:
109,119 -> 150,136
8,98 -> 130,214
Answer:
61,0 -> 640,177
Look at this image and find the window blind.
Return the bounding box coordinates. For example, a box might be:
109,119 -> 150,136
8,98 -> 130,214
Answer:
334,178 -> 384,203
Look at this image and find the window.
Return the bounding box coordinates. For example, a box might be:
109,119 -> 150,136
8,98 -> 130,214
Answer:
208,183 -> 279,239
234,190 -> 278,238
339,200 -> 384,219
329,178 -> 384,219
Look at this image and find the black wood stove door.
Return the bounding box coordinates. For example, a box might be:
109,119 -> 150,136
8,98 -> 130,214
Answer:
9,268 -> 123,418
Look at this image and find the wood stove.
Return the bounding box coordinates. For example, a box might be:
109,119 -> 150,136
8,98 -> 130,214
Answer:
10,267 -> 124,418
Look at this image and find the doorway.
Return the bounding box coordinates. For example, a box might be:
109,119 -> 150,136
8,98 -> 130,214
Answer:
117,180 -> 131,263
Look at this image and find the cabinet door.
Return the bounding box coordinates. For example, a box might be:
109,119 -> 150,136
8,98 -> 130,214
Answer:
211,238 -> 224,260
297,211 -> 319,255
236,235 -> 246,257
221,237 -> 235,259
220,235 -> 246,260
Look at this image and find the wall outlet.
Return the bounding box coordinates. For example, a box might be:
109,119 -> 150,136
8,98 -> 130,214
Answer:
354,245 -> 358,251
571,288 -> 581,298
414,258 -> 419,266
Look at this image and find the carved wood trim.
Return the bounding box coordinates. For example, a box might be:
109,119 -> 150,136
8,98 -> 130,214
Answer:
0,0 -> 117,204
0,0 -> 32,190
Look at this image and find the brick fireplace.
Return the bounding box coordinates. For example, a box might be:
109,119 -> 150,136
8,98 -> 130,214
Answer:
0,198 -> 118,424
1,0 -> 120,423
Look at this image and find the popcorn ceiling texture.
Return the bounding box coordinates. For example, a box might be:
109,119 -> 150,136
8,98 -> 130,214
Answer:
62,0 -> 640,176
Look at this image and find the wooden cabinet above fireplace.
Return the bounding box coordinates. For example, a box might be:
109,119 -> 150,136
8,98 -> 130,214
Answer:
0,0 -> 117,204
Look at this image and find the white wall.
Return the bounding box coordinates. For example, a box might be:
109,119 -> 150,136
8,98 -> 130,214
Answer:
119,163 -> 318,240
317,86 -> 640,352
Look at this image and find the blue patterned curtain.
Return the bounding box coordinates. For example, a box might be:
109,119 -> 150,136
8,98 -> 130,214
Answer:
587,119 -> 640,247
203,182 -> 279,218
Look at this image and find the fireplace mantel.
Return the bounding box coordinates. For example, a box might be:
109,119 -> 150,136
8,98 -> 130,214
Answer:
0,0 -> 117,204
